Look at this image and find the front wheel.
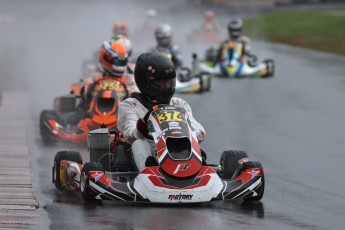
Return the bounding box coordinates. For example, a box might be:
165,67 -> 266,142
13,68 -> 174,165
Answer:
263,59 -> 275,78
40,110 -> 59,145
53,151 -> 82,190
220,150 -> 249,180
80,162 -> 104,201
200,73 -> 212,92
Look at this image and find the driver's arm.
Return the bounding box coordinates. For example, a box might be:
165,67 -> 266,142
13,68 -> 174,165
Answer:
171,45 -> 183,68
118,99 -> 146,144
241,36 -> 251,56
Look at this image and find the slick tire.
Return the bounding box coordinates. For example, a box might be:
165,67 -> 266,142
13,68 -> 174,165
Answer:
196,74 -> 204,94
242,161 -> 265,201
220,150 -> 248,180
80,162 -> 104,201
263,59 -> 275,78
205,74 -> 211,92
201,72 -> 212,92
40,110 -> 58,145
53,151 -> 82,191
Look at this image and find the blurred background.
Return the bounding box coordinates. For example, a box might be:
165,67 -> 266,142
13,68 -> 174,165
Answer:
1,0 -> 344,106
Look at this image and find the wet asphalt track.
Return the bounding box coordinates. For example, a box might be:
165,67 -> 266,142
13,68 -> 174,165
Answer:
2,0 -> 345,229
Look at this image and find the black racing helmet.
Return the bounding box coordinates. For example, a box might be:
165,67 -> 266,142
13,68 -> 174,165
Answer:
134,52 -> 176,104
228,17 -> 243,39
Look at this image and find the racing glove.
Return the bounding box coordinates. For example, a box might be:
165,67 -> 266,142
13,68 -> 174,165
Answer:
136,118 -> 152,139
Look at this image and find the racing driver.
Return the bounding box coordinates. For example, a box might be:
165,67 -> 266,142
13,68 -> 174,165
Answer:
63,40 -> 134,125
117,52 -> 206,171
216,17 -> 258,67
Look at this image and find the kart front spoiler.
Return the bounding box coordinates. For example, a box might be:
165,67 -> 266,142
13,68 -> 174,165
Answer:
85,166 -> 264,203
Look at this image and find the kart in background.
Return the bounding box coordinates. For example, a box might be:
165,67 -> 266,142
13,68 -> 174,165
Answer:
198,43 -> 275,79
40,77 -> 128,145
157,47 -> 212,93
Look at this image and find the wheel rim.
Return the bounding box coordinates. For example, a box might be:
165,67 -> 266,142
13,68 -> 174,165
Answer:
80,172 -> 87,192
53,161 -> 57,182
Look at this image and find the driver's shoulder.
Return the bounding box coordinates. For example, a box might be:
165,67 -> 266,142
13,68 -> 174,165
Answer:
122,96 -> 139,103
120,97 -> 140,109
170,97 -> 188,107
240,36 -> 251,43
170,44 -> 181,53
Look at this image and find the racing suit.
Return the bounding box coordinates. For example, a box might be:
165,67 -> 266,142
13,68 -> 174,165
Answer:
117,95 -> 206,172
217,36 -> 252,63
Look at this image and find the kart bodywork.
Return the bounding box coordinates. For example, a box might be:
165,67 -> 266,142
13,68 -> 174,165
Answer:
40,78 -> 128,145
175,67 -> 211,94
199,42 -> 275,78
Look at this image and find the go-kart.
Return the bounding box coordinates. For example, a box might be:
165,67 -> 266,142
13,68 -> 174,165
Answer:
198,43 -> 275,78
40,77 -> 128,145
154,47 -> 212,93
52,104 -> 264,203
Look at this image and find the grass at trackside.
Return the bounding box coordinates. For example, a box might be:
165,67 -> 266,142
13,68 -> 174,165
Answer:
243,9 -> 345,55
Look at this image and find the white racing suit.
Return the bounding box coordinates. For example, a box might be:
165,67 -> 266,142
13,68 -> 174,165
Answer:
117,96 -> 206,171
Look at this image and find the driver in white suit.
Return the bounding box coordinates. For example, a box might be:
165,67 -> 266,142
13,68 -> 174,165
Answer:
117,52 -> 205,171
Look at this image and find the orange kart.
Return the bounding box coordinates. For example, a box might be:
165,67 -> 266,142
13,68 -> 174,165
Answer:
40,77 -> 128,145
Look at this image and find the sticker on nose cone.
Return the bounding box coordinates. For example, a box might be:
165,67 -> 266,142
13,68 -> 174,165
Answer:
168,194 -> 193,201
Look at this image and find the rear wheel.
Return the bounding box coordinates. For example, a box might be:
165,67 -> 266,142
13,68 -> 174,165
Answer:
53,151 -> 82,190
40,110 -> 58,145
220,150 -> 248,180
80,162 -> 104,201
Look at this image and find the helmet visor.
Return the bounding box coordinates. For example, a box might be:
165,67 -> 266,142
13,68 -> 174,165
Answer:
151,78 -> 176,90
146,78 -> 176,104
229,29 -> 241,38
112,57 -> 128,67
157,36 -> 172,48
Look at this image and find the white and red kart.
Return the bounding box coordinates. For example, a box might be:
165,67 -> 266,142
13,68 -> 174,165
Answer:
52,105 -> 264,203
